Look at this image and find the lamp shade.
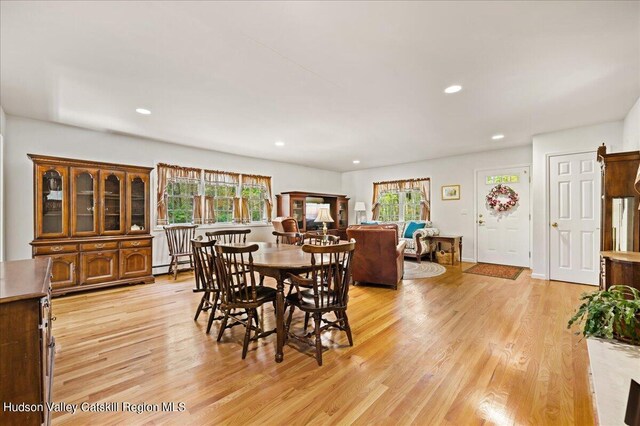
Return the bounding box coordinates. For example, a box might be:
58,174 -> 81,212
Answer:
314,206 -> 334,223
354,201 -> 366,212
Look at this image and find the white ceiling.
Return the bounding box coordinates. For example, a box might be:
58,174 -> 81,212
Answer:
1,1 -> 639,172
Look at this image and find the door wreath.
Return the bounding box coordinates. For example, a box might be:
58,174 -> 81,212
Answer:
486,184 -> 519,212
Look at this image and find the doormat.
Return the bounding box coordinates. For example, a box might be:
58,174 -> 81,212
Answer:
464,263 -> 524,280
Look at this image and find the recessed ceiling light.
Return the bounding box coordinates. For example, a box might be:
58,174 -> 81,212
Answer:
491,134 -> 505,140
353,160 -> 360,164
275,141 -> 285,147
136,108 -> 151,115
444,85 -> 462,94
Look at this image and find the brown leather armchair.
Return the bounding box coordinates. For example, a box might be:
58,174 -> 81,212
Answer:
272,217 -> 299,233
346,225 -> 407,289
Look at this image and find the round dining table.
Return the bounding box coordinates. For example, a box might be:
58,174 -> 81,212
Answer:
220,242 -> 317,363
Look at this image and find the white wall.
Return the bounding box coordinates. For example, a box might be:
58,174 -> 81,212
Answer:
341,145 -> 533,262
0,107 -> 5,261
531,121 -> 623,279
623,96 -> 640,151
4,115 -> 342,271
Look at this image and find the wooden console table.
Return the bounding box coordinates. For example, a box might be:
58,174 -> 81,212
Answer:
429,235 -> 463,265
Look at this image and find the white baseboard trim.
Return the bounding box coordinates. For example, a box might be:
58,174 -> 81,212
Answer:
462,257 -> 475,263
530,273 -> 547,280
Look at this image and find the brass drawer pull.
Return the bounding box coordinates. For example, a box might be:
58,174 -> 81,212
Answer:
95,243 -> 106,249
131,241 -> 140,246
51,246 -> 64,252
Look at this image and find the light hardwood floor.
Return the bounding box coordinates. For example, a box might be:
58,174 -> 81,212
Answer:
50,264 -> 595,425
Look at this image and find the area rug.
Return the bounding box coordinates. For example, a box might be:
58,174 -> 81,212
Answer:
464,263 -> 524,280
403,261 -> 446,279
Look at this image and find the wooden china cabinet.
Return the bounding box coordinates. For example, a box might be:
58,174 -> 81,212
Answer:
276,191 -> 349,239
29,155 -> 154,296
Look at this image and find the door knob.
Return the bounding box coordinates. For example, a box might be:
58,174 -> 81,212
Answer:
551,222 -> 558,228
478,220 -> 485,225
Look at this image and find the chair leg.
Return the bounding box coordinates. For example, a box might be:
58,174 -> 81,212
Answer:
194,291 -> 209,321
303,312 -> 310,332
259,275 -> 265,286
313,313 -> 323,366
285,305 -> 295,338
342,310 -> 354,346
206,299 -> 217,334
242,310 -> 254,359
217,312 -> 229,342
173,257 -> 178,280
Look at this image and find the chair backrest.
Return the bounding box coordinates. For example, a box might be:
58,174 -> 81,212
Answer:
191,238 -> 217,292
214,243 -> 261,307
347,224 -> 399,244
272,231 -> 301,245
164,225 -> 198,255
205,228 -> 251,244
301,232 -> 340,246
273,217 -> 299,233
293,242 -> 355,309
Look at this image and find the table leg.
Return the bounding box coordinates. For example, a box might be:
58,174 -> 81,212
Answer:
275,274 -> 285,363
450,243 -> 454,266
459,238 -> 463,265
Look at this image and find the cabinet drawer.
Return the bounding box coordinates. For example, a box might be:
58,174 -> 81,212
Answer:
34,244 -> 78,255
120,239 -> 151,249
119,248 -> 152,279
80,250 -> 118,285
80,241 -> 119,251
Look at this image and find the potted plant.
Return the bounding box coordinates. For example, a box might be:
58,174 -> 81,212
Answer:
568,285 -> 640,344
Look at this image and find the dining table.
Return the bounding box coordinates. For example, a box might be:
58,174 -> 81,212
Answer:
221,241 -> 318,363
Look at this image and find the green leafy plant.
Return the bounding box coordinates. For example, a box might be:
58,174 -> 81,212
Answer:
567,285 -> 640,345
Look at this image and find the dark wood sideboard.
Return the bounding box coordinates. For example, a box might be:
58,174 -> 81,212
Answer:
276,191 -> 349,239
597,145 -> 640,290
0,258 -> 54,426
29,155 -> 154,296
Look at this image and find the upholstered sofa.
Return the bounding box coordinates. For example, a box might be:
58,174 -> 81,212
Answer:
346,225 -> 406,289
357,220 -> 440,262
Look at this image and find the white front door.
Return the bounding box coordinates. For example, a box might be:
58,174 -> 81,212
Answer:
549,152 -> 600,285
476,167 -> 531,267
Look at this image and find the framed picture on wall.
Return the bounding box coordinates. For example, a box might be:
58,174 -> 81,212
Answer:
441,184 -> 460,200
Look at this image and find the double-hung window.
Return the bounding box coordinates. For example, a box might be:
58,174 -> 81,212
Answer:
166,177 -> 199,224
204,181 -> 236,224
373,178 -> 430,222
157,164 -> 272,226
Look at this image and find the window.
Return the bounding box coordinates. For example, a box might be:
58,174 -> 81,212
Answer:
157,163 -> 272,226
204,181 -> 236,223
378,191 -> 400,222
372,178 -> 430,222
166,178 -> 199,224
404,189 -> 421,221
242,185 -> 266,222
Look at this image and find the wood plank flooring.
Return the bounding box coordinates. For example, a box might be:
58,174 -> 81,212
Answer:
50,264 -> 596,425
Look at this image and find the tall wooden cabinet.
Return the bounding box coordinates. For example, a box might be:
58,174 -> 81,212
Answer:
29,155 -> 154,296
276,191 -> 349,239
597,145 -> 640,291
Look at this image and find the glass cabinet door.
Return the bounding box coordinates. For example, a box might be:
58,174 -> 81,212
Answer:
337,200 -> 348,228
127,173 -> 149,234
292,198 -> 305,232
100,170 -> 125,235
71,167 -> 99,236
36,165 -> 69,238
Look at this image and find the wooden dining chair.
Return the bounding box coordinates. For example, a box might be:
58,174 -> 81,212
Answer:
191,238 -> 223,334
164,225 -> 198,279
301,232 -> 340,246
205,228 -> 251,244
285,242 -> 356,366
272,231 -> 302,245
214,243 -> 277,359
